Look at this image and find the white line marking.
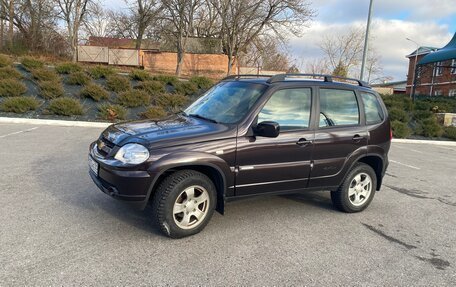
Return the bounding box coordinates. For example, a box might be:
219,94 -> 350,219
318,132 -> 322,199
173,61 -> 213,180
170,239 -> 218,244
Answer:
0,127 -> 39,138
0,117 -> 110,128
410,149 -> 423,154
390,159 -> 421,170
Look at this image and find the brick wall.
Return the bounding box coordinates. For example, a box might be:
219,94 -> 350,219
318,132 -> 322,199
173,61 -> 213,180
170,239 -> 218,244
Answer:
142,51 -> 231,78
407,55 -> 456,96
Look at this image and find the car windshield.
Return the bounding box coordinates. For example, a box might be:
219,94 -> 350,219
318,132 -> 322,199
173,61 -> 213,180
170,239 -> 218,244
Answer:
184,81 -> 267,124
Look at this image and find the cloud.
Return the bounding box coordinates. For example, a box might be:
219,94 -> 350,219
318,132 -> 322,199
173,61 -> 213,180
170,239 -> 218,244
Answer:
289,19 -> 454,80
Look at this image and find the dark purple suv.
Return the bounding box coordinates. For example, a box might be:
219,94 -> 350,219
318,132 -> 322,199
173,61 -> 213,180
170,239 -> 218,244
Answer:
89,74 -> 391,238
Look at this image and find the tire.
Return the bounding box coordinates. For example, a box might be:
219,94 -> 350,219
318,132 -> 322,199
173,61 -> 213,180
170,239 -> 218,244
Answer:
152,170 -> 217,238
331,163 -> 377,213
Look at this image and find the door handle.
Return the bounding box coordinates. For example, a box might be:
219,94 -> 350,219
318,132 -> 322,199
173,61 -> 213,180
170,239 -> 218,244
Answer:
296,138 -> 312,146
352,134 -> 365,142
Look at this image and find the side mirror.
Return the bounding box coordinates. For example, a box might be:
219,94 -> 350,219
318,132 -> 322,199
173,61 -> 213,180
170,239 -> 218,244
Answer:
254,121 -> 280,138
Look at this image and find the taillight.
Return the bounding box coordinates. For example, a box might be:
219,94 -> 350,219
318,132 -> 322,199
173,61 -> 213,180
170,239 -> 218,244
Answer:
390,127 -> 393,140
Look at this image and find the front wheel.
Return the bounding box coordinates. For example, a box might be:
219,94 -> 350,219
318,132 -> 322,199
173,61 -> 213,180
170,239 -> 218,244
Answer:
152,170 -> 216,238
331,163 -> 377,213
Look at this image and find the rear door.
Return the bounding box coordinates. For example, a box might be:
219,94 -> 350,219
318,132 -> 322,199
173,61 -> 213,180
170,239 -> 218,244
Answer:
235,86 -> 315,196
308,87 -> 367,188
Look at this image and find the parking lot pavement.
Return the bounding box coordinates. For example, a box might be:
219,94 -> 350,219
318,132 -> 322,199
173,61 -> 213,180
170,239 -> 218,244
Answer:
1,123 -> 455,286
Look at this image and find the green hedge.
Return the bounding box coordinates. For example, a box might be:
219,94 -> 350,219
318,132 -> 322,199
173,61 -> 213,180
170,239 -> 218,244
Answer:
0,97 -> 40,113
0,79 -> 27,97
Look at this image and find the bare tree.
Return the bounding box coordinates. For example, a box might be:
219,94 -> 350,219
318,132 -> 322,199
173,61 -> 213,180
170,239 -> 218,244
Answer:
304,58 -> 331,75
127,0 -> 162,49
239,36 -> 292,72
162,0 -> 201,76
319,28 -> 385,83
212,0 -> 314,75
55,0 -> 91,62
319,28 -> 364,76
81,2 -> 111,39
0,0 -> 58,51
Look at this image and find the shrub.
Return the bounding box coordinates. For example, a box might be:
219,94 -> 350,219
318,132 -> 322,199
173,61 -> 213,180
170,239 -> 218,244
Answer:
156,94 -> 188,111
140,106 -> 167,119
189,76 -> 214,90
391,120 -> 411,139
39,81 -> 64,99
0,96 -> 39,113
98,104 -> 127,121
388,108 -> 409,123
88,65 -> 115,79
66,71 -> 90,85
31,68 -> 59,82
174,81 -> 198,96
21,56 -> 44,70
47,97 -> 83,116
116,89 -> 150,107
152,74 -> 179,86
135,80 -> 166,95
0,66 -> 22,79
413,110 -> 433,120
415,117 -> 444,138
0,54 -> 13,67
414,101 -> 432,111
55,62 -> 82,74
80,83 -> 109,101
444,126 -> 456,140
382,95 -> 412,111
106,74 -> 131,92
0,79 -> 27,97
130,69 -> 151,81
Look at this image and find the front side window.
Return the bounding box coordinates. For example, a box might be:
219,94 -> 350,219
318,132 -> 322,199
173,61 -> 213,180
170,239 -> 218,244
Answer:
319,89 -> 360,127
361,92 -> 384,124
258,88 -> 311,131
185,81 -> 267,124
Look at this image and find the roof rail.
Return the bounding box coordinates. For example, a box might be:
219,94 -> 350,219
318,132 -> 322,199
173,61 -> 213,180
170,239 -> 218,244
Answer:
266,73 -> 370,87
222,74 -> 274,81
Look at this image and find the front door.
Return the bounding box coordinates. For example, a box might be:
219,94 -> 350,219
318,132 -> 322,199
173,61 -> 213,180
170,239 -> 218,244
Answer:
235,87 -> 315,196
309,87 -> 367,188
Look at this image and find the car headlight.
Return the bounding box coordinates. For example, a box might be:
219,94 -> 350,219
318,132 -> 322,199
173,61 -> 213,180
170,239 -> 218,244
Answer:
114,143 -> 150,165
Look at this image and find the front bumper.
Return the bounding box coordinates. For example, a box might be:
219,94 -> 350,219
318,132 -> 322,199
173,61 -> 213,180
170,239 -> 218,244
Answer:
88,142 -> 153,207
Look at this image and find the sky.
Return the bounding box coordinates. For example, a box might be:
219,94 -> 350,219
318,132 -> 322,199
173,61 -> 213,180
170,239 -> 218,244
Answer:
289,0 -> 456,81
107,0 -> 456,81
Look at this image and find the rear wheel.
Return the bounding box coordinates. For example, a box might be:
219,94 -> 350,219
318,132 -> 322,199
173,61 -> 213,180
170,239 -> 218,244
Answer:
331,163 -> 376,213
152,170 -> 216,238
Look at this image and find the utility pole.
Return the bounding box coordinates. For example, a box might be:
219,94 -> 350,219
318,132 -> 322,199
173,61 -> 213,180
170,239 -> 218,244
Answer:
360,0 -> 373,82
0,2 -> 4,50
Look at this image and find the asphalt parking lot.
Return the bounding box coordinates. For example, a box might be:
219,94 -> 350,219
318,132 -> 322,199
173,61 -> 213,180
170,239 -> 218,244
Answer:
1,123 -> 455,286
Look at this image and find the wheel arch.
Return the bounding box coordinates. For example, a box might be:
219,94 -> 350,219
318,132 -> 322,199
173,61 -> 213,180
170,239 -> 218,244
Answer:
356,155 -> 384,190
145,152 -> 232,214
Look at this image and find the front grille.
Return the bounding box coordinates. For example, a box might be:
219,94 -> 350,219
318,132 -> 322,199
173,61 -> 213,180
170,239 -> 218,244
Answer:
97,137 -> 114,157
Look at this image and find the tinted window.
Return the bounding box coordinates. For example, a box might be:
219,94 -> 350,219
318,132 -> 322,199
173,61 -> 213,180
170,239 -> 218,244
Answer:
185,81 -> 267,124
319,89 -> 359,127
361,92 -> 384,124
258,88 -> 311,131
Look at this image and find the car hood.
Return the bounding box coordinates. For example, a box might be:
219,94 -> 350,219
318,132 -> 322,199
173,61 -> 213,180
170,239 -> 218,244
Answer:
102,115 -> 235,148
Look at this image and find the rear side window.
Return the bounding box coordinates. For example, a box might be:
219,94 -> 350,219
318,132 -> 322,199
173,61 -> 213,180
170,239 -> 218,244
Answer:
361,92 -> 384,124
319,89 -> 359,127
258,88 -> 311,131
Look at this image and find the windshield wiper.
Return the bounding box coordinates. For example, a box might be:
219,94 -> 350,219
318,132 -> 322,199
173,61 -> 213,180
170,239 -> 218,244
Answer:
188,113 -> 218,124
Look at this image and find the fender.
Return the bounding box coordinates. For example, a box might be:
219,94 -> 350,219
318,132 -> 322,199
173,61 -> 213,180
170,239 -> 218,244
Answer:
141,151 -> 233,213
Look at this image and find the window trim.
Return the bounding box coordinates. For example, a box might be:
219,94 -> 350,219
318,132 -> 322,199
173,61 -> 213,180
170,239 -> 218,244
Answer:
449,89 -> 456,97
256,86 -> 314,132
451,59 -> 456,75
316,87 -> 362,130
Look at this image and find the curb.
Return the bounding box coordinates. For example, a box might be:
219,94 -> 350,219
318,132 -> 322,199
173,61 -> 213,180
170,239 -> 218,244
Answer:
0,117 -> 111,128
392,138 -> 456,147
